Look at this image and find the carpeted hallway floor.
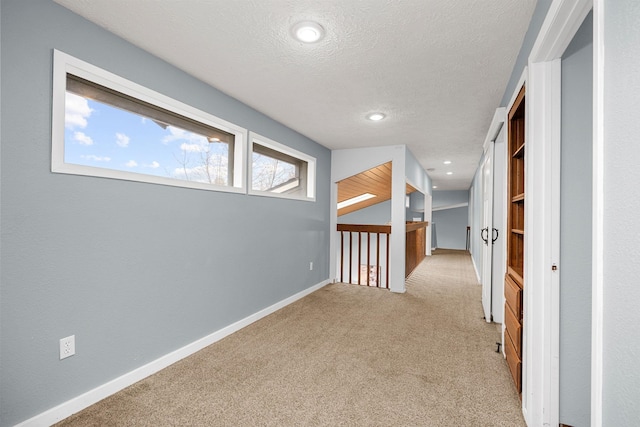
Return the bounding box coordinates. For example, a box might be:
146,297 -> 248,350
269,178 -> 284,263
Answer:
56,249 -> 524,426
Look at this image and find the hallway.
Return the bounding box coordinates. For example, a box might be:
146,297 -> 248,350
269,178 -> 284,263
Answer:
57,250 -> 523,426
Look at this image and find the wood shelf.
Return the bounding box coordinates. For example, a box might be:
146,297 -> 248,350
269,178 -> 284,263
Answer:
512,142 -> 525,158
505,84 -> 525,397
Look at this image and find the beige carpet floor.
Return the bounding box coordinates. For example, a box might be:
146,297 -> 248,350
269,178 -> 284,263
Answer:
56,249 -> 524,426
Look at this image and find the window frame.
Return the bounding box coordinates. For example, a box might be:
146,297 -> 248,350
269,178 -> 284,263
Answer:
248,132 -> 316,201
51,49 -> 248,193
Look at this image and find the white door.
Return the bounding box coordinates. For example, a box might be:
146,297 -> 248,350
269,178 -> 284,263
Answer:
481,144 -> 494,322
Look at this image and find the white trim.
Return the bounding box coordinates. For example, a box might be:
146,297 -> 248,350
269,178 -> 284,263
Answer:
482,107 -> 507,155
425,193 -> 433,256
389,150 -> 407,293
500,106 -> 509,357
52,50 -> 248,194
470,254 -> 481,283
15,279 -> 330,427
248,131 -> 316,201
530,0 -> 593,63
526,58 -> 563,427
591,0 -> 604,425
507,69 -> 528,114
524,0 -> 593,424
431,202 -> 469,212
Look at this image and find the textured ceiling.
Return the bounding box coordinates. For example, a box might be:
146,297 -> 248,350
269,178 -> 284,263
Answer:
54,0 -> 536,191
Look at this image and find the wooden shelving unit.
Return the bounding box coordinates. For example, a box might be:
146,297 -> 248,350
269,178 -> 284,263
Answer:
505,85 -> 526,394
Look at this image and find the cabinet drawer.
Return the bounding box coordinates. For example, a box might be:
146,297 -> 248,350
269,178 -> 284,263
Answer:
505,274 -> 522,320
505,304 -> 522,355
505,329 -> 522,392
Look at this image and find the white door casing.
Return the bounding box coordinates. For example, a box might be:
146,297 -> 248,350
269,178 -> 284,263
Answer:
425,193 -> 433,256
523,0 -> 593,425
492,122 -> 508,326
481,108 -> 506,324
481,146 -> 494,322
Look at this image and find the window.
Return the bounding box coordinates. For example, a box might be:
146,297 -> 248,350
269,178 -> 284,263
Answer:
249,132 -> 316,201
52,50 -> 247,193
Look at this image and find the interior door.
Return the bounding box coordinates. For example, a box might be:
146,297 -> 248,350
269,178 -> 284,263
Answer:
481,144 -> 494,322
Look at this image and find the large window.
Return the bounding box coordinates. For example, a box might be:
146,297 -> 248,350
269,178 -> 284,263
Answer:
249,132 -> 316,201
52,50 -> 247,192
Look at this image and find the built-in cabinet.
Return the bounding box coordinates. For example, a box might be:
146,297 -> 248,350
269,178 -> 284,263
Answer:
505,86 -> 525,394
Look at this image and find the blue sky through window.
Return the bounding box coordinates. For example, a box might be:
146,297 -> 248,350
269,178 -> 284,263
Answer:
64,92 -> 229,185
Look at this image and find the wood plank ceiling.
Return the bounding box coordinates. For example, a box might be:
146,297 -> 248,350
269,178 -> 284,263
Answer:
337,161 -> 416,216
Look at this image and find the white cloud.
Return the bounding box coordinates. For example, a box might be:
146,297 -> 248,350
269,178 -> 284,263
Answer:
65,93 -> 93,129
73,131 -> 94,146
115,133 -> 130,148
180,142 -> 206,153
172,163 -> 228,185
125,160 -> 138,168
147,161 -> 160,169
81,155 -> 111,162
162,126 -> 208,145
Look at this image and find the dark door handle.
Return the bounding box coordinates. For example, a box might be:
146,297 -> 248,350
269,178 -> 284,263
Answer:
481,227 -> 488,245
492,228 -> 499,244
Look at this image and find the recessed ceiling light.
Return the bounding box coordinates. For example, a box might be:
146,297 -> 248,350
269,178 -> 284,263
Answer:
443,160 -> 452,165
446,171 -> 453,175
366,112 -> 386,121
292,21 -> 325,43
432,185 -> 438,189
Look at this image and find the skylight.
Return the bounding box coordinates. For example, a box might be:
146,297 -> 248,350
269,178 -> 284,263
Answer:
337,193 -> 376,210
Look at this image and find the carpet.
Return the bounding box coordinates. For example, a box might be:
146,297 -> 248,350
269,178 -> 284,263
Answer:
56,249 -> 524,426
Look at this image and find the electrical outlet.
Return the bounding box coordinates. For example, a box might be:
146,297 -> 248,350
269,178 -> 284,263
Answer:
309,261 -> 313,271
60,335 -> 75,360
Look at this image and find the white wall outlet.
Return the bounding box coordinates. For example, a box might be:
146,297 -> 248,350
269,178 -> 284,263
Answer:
309,261 -> 313,271
60,335 -> 75,360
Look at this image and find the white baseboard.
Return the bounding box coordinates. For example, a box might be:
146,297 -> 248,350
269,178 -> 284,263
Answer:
471,255 -> 481,283
16,279 -> 330,427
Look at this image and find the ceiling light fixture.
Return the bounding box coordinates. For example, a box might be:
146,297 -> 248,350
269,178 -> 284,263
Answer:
446,171 -> 453,175
432,185 -> 438,189
443,160 -> 452,165
292,21 -> 325,43
366,112 -> 386,121
337,193 -> 376,210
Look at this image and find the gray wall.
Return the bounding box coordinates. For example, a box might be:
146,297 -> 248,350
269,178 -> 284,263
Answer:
602,0 -> 640,424
0,1 -> 331,425
500,0 -> 554,106
560,12 -> 592,426
432,191 -> 469,251
406,191 -> 424,221
432,190 -> 468,209
432,206 -> 468,250
338,200 -> 391,225
338,191 -> 425,225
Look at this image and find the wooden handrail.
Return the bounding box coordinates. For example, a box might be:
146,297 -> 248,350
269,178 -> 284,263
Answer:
337,224 -> 390,288
405,221 -> 429,233
337,221 -> 429,287
337,224 -> 391,234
